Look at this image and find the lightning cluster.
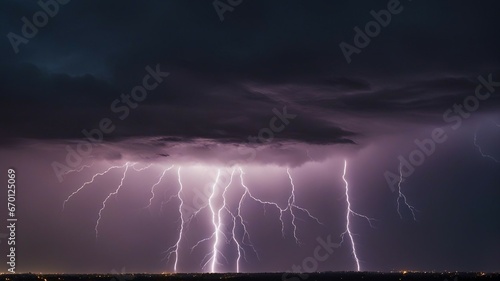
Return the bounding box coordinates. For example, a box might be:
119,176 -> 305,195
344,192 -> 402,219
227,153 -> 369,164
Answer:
189,167 -> 322,272
62,160 -> 375,273
163,167 -> 186,272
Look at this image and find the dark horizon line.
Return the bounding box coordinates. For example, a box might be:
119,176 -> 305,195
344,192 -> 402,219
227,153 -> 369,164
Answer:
2,271 -> 498,274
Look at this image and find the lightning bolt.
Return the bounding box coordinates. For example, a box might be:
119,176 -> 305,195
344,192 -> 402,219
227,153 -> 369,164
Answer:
145,165 -> 175,209
210,168 -> 250,273
238,168 -> 287,238
286,168 -> 324,244
62,161 -> 95,175
339,160 -> 375,271
163,167 -> 186,272
396,162 -> 417,221
95,162 -> 131,238
235,169 -> 259,263
213,169 -> 240,272
132,163 -> 153,172
62,163 -> 129,210
208,169 -> 223,272
211,168 -> 253,272
239,168 -> 322,243
223,168 -> 246,273
191,169 -> 231,272
175,166 -> 321,272
474,130 -> 500,163
286,168 -> 299,243
231,215 -> 243,273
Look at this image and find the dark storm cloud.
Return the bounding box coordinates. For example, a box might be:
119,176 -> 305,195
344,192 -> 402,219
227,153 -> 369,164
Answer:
1,0 -> 500,146
5,61 -> 499,147
317,75 -> 500,115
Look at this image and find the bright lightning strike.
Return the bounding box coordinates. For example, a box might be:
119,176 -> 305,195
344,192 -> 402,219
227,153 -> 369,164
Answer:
197,167 -> 315,272
235,169 -> 259,263
195,168 -> 252,273
286,168 -> 323,244
95,162 -> 131,238
339,160 -> 375,272
145,165 -> 175,209
209,169 -> 222,272
286,168 -> 299,243
474,130 -> 500,163
62,163 -> 128,210
396,162 -> 417,221
220,168 -> 245,273
239,168 -> 288,238
192,169 -> 231,272
163,167 -> 186,272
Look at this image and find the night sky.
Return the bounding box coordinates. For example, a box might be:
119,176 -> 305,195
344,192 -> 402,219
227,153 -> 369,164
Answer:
1,0 -> 500,274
